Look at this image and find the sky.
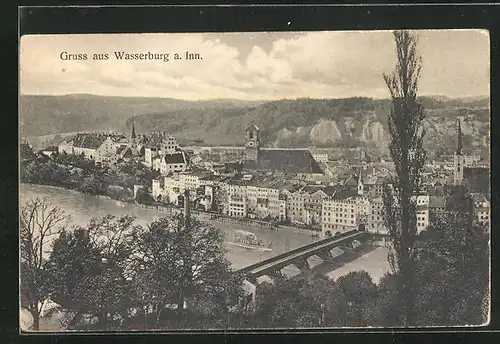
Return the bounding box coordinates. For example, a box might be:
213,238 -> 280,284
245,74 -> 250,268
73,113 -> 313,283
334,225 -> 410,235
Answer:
19,30 -> 490,101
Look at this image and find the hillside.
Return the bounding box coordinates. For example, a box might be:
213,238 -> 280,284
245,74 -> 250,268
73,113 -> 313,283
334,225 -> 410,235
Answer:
19,94 -> 265,138
127,96 -> 490,157
20,94 -> 490,157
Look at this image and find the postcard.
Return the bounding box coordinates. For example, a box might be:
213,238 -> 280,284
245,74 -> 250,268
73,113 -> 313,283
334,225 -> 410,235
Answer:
19,30 -> 490,332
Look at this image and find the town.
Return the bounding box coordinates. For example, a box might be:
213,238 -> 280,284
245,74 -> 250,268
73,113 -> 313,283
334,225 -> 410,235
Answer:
30,118 -> 490,241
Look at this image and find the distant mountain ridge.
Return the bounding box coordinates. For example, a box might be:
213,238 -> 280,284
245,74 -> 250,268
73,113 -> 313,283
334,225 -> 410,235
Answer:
21,94 -> 490,157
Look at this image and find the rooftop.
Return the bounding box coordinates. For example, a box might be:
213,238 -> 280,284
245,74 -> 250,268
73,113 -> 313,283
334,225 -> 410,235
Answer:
243,149 -> 324,174
429,196 -> 446,208
164,152 -> 186,164
70,133 -> 110,149
145,132 -> 176,149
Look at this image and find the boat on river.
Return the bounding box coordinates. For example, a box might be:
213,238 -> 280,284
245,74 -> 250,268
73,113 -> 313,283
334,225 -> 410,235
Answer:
228,230 -> 272,252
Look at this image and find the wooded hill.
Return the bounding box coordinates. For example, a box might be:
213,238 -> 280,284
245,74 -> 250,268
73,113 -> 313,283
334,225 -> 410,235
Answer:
21,94 -> 489,156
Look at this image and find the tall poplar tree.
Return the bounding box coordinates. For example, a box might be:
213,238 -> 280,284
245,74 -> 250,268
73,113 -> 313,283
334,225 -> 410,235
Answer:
382,30 -> 426,326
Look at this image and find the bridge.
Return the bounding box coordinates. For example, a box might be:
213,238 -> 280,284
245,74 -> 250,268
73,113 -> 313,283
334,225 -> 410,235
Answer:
237,230 -> 368,284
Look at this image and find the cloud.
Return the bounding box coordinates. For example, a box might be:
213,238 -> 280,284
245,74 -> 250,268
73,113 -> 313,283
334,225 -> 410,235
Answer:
19,30 -> 489,100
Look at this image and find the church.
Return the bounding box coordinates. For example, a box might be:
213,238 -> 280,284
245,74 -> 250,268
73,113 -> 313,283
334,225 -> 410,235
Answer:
453,119 -> 490,196
240,124 -> 324,176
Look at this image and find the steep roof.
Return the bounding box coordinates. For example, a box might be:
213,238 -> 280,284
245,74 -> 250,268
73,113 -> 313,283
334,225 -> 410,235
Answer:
145,132 -> 175,149
117,146 -> 133,158
246,124 -> 259,131
164,152 -> 186,164
243,149 -> 323,174
331,186 -> 358,200
456,118 -> 463,155
71,133 -> 108,150
323,185 -> 339,197
131,119 -> 136,139
344,176 -> 358,187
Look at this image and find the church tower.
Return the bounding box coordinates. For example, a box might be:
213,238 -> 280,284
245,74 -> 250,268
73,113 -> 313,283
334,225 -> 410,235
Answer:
130,118 -> 138,153
454,118 -> 465,185
245,124 -> 260,161
357,167 -> 364,196
357,148 -> 364,196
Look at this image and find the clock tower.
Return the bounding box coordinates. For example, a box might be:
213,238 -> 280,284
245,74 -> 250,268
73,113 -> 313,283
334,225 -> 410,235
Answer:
245,124 -> 260,161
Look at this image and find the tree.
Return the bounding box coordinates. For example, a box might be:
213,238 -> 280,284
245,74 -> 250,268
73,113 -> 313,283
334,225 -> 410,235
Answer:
251,274 -> 344,328
135,188 -> 154,205
131,212 -> 242,329
382,30 -> 426,325
334,271 -> 379,327
412,189 -> 489,326
46,215 -> 140,330
20,143 -> 37,163
20,198 -> 70,330
85,215 -> 140,330
44,228 -> 102,330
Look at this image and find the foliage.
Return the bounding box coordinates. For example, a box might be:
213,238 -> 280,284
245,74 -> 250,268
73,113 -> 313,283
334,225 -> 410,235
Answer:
251,272 -> 380,328
135,188 -> 155,205
44,229 -> 102,329
51,151 -> 95,170
129,214 -> 243,329
20,151 -> 146,201
382,30 -> 427,325
78,173 -> 108,196
412,195 -> 489,326
20,143 -> 37,162
20,198 -> 70,330
44,215 -> 140,330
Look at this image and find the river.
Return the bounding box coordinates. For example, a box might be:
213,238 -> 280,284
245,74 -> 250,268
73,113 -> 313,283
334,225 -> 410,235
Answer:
20,184 -> 327,270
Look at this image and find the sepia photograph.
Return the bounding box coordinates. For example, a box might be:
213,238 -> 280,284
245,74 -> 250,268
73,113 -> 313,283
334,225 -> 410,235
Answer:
19,29 -> 490,331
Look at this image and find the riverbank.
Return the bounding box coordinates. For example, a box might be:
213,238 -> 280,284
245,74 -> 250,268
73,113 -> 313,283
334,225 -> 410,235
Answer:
20,182 -> 322,236
21,184 -> 391,278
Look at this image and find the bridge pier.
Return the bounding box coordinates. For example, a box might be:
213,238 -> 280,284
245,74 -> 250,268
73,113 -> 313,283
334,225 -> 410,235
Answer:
293,259 -> 311,274
316,249 -> 333,263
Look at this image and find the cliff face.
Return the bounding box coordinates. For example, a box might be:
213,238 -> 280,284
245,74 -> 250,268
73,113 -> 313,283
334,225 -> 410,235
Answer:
271,109 -> 488,156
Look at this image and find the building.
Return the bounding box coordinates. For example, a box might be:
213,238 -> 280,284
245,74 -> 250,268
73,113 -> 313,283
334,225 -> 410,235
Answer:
453,119 -> 465,185
464,155 -> 481,167
471,192 -> 491,229
244,124 -> 260,161
416,205 -> 430,234
241,124 -> 324,176
41,146 -> 58,157
144,132 -> 180,168
368,197 -> 387,234
301,186 -> 329,226
278,193 -> 287,222
246,178 -> 281,220
57,133 -> 125,161
364,176 -> 386,199
321,195 -> 358,236
312,152 -> 329,164
451,118 -> 490,196
160,152 -> 188,175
